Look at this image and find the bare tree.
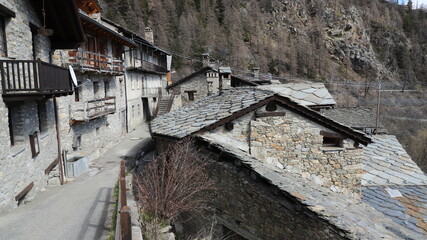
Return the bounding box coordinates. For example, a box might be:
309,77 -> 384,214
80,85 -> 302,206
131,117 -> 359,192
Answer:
135,138 -> 215,223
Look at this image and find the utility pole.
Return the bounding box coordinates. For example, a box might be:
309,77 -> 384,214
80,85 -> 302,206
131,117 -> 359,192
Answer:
375,81 -> 381,134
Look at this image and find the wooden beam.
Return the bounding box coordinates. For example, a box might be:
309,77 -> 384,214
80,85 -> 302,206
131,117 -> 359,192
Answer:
44,157 -> 59,175
15,182 -> 34,202
256,111 -> 286,118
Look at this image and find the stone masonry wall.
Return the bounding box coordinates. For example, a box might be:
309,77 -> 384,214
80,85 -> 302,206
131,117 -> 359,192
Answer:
0,99 -> 59,215
162,141 -> 349,240
0,0 -> 58,215
250,110 -> 363,196
171,73 -> 208,107
57,74 -> 124,164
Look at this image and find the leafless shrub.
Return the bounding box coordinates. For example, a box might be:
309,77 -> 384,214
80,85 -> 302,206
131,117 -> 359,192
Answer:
135,138 -> 215,223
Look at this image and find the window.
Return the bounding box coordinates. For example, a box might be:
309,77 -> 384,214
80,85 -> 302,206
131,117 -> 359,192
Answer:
37,100 -> 48,133
0,17 -> 7,57
119,78 -> 124,97
185,90 -> 197,101
137,104 -> 141,116
75,86 -> 80,102
320,131 -> 343,148
104,81 -> 110,97
132,105 -> 135,119
29,132 -> 40,158
72,135 -> 81,150
93,81 -> 100,98
8,105 -> 24,146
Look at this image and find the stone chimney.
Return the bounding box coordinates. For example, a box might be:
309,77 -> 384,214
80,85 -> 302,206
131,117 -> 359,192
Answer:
253,67 -> 260,79
202,53 -> 210,67
144,27 -> 154,44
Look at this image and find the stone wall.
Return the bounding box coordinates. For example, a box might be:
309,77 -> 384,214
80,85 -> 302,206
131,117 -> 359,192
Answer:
154,139 -> 349,240
171,72 -> 208,107
56,74 -> 125,164
250,110 -> 363,196
0,0 -> 59,215
206,157 -> 348,240
0,99 -> 60,215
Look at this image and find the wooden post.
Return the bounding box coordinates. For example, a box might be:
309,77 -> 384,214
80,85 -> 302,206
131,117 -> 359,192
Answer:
375,81 -> 381,134
120,206 -> 132,240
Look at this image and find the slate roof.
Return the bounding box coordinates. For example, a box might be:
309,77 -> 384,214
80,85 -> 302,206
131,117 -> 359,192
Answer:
151,87 -> 371,145
362,186 -> 427,237
321,108 -> 386,132
258,83 -> 337,106
361,134 -> 427,237
197,135 -> 420,240
362,135 -> 427,186
151,88 -> 273,138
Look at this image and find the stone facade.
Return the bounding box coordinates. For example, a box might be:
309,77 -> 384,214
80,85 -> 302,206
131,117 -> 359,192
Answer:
0,0 -> 59,215
204,105 -> 363,196
205,156 -> 348,240
250,110 -> 363,196
56,74 -> 126,163
171,72 -> 209,106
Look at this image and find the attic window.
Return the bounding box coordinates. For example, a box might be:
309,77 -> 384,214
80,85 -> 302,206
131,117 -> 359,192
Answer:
185,90 -> 197,101
266,101 -> 277,111
225,122 -> 234,131
320,130 -> 343,148
322,136 -> 342,147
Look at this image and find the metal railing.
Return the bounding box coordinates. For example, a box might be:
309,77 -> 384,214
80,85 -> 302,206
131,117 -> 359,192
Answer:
71,96 -> 116,122
0,59 -> 72,96
68,49 -> 124,74
127,58 -> 167,73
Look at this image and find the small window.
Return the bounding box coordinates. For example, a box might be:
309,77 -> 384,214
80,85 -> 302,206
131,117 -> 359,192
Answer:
96,127 -> 100,135
37,100 -> 48,133
8,105 -> 24,146
0,17 -> 7,57
29,132 -> 40,158
93,82 -> 100,98
72,135 -> 81,150
322,137 -> 342,147
104,81 -> 110,97
185,90 -> 197,101
75,86 -> 80,102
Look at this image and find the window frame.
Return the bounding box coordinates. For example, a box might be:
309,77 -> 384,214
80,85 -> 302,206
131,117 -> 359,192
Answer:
29,132 -> 40,158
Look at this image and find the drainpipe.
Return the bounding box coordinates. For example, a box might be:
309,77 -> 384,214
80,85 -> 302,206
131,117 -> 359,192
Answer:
53,97 -> 65,184
124,75 -> 129,133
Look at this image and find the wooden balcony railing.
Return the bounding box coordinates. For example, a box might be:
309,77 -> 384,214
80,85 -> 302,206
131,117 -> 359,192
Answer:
127,59 -> 167,73
68,50 -> 124,75
142,87 -> 162,96
0,59 -> 72,99
71,96 -> 116,123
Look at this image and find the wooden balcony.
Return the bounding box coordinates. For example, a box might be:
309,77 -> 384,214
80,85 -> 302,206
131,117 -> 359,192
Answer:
127,59 -> 167,74
142,87 -> 162,97
68,50 -> 124,76
0,59 -> 73,101
70,96 -> 116,123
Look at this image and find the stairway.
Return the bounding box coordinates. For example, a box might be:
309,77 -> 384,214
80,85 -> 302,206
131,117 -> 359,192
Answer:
156,95 -> 173,116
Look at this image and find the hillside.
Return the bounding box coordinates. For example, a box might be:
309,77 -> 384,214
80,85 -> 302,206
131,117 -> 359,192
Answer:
99,0 -> 427,169
100,0 -> 426,82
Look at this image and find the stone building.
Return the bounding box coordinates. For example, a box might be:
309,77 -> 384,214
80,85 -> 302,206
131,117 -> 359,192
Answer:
107,21 -> 171,131
151,87 -> 424,239
53,0 -> 137,166
166,66 -> 232,109
0,0 -> 84,214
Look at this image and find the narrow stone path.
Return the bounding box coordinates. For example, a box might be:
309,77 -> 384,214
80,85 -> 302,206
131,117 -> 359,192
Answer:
0,123 -> 151,240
